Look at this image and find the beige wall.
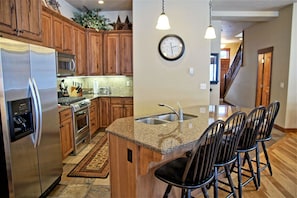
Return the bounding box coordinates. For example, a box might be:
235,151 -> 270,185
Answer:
225,4 -> 297,128
133,0 -> 211,116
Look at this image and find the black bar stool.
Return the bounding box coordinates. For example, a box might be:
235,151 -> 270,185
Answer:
254,101 -> 280,186
235,106 -> 266,198
154,120 -> 225,198
213,111 -> 247,198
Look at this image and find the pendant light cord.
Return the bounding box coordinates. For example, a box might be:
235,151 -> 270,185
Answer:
209,0 -> 212,26
162,0 -> 165,14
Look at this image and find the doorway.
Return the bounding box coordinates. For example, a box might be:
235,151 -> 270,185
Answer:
255,47 -> 273,106
220,48 -> 230,98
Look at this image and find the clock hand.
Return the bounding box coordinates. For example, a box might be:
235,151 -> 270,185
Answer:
170,42 -> 174,55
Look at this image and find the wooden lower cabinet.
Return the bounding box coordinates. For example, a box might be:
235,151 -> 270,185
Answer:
59,108 -> 74,159
89,98 -> 99,136
108,133 -> 184,198
110,97 -> 133,124
99,97 -> 111,128
99,97 -> 133,129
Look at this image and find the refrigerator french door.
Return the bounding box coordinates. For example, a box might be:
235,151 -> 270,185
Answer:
0,38 -> 62,198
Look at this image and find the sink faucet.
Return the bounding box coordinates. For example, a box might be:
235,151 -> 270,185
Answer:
158,103 -> 184,122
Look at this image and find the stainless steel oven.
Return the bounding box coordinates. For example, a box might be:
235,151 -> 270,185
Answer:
58,97 -> 91,155
71,99 -> 91,155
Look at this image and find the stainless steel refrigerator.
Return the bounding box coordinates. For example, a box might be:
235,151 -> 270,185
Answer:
0,38 -> 62,197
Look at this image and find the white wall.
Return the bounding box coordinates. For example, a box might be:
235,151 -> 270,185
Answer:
210,20 -> 222,105
225,4 -> 297,128
133,0 -> 211,116
58,0 -> 79,19
286,3 -> 297,128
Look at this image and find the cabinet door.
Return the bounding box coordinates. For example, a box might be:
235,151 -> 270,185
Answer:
59,109 -> 74,159
60,118 -> 74,159
87,32 -> 103,75
16,0 -> 41,41
74,27 -> 87,75
120,33 -> 133,75
63,21 -> 74,54
0,0 -> 17,35
41,10 -> 52,47
99,97 -> 110,128
124,104 -> 134,117
89,99 -> 99,136
0,0 -> 41,41
110,104 -> 123,123
104,33 -> 120,75
52,16 -> 63,52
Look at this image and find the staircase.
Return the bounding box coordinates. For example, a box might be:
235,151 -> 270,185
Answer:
223,45 -> 243,97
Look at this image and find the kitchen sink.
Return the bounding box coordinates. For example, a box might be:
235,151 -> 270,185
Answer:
135,113 -> 197,125
157,113 -> 198,121
135,117 -> 169,125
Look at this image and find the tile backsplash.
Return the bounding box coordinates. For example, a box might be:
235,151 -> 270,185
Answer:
57,76 -> 133,96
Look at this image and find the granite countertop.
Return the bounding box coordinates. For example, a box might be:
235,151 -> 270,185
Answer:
106,105 -> 251,155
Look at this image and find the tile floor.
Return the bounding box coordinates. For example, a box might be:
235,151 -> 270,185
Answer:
47,131 -> 111,198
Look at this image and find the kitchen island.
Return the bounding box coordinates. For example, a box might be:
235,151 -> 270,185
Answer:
106,105 -> 251,198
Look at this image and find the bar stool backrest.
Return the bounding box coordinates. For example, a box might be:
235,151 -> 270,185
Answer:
238,106 -> 266,150
258,101 -> 280,140
215,111 -> 247,165
182,120 -> 225,184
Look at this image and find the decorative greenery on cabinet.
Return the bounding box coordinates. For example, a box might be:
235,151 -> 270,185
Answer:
72,8 -> 112,31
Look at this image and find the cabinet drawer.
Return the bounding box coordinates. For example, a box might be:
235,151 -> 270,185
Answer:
111,97 -> 133,105
59,108 -> 72,122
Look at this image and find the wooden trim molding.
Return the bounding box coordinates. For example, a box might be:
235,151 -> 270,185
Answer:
274,124 -> 297,133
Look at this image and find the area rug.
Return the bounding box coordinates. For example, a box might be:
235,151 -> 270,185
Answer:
68,134 -> 109,178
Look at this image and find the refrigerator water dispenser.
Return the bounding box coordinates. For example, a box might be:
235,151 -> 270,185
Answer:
7,98 -> 34,142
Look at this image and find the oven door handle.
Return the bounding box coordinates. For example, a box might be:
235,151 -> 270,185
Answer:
76,111 -> 88,116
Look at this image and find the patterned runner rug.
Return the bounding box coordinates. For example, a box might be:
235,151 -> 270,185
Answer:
68,134 -> 109,178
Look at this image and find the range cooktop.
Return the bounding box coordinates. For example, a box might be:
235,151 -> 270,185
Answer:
58,97 -> 85,106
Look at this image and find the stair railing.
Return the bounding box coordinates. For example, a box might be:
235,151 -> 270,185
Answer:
223,45 -> 243,96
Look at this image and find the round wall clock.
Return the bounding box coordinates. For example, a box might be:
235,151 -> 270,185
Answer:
158,34 -> 185,61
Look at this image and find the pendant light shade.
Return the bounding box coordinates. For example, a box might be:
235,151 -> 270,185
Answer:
205,0 -> 216,39
204,25 -> 216,39
156,0 -> 170,30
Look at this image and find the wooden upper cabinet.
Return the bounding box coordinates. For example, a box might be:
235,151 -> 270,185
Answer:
104,33 -> 120,75
87,31 -> 103,75
120,33 -> 133,75
63,21 -> 74,54
103,31 -> 133,75
52,16 -> 63,51
41,11 -> 52,47
74,27 -> 87,75
0,0 -> 42,41
0,0 -> 17,35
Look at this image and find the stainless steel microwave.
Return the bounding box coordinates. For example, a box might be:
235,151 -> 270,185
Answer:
56,52 -> 76,77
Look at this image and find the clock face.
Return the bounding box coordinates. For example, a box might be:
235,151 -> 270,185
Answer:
158,34 -> 185,61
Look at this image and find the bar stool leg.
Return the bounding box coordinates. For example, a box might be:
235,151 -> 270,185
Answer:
262,141 -> 273,176
163,184 -> 172,198
256,145 -> 261,186
237,153 -> 243,198
224,165 -> 237,198
214,166 -> 219,198
245,153 -> 258,190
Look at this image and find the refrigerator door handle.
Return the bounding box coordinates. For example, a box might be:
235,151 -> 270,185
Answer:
28,78 -> 42,148
31,78 -> 43,146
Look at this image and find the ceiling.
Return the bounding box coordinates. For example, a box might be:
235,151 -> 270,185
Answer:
64,0 -> 297,43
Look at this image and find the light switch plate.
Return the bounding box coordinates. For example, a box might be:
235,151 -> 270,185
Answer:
200,83 -> 207,90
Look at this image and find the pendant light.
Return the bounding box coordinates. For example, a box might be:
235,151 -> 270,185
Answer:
204,0 -> 216,39
156,0 -> 170,30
